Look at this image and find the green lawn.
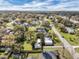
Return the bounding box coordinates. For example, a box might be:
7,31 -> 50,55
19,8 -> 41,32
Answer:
75,48 -> 79,53
60,32 -> 79,45
0,52 -> 4,56
54,37 -> 62,46
27,53 -> 40,59
23,41 -> 32,51
61,32 -> 76,39
55,23 -> 79,46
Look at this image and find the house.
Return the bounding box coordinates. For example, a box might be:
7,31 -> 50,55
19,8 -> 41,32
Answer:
65,27 -> 75,34
60,26 -> 75,34
3,29 -> 13,34
34,43 -> 41,49
49,15 -> 53,19
4,48 -> 11,55
44,37 -> 53,46
0,46 -> 11,51
30,20 -> 39,26
36,27 -> 46,33
22,22 -> 29,27
34,39 -> 42,49
12,53 -> 21,59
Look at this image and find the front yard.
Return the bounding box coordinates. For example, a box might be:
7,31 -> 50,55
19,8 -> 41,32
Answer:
23,41 -> 32,51
60,32 -> 79,45
75,48 -> 79,53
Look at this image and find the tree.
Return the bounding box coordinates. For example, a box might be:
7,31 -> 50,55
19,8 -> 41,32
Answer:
42,21 -> 50,28
14,24 -> 26,32
36,32 -> 44,42
14,24 -> 26,43
48,29 -> 54,38
12,43 -> 23,53
14,30 -> 25,43
24,31 -> 36,44
2,34 -> 16,46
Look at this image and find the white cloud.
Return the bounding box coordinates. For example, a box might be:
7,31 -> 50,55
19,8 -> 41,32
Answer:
0,0 -> 79,11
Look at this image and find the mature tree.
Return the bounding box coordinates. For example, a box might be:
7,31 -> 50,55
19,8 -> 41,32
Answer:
24,31 -> 36,44
13,24 -> 26,43
12,43 -> 24,53
2,34 -> 16,46
14,30 -> 25,43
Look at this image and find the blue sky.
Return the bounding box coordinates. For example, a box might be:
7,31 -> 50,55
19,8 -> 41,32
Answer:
0,0 -> 79,11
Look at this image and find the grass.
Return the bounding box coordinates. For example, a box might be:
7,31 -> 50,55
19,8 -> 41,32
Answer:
0,51 -> 6,56
75,48 -> 79,53
55,22 -> 79,46
55,25 -> 79,46
23,41 -> 32,51
27,53 -> 40,59
60,32 -> 79,46
61,32 -> 76,40
0,52 -> 4,56
54,37 -> 62,46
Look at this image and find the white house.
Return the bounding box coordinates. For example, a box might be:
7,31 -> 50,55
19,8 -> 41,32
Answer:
36,27 -> 46,33
44,37 -> 53,46
34,39 -> 42,49
65,27 -> 75,34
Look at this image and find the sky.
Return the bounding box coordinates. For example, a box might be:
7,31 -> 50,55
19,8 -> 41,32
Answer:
0,0 -> 79,11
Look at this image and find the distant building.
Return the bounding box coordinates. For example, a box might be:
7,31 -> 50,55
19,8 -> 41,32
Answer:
49,16 -> 54,19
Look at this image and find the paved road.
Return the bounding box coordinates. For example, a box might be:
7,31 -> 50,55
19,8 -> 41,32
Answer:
27,57 -> 36,59
52,24 -> 79,59
48,46 -> 79,48
44,46 -> 63,49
